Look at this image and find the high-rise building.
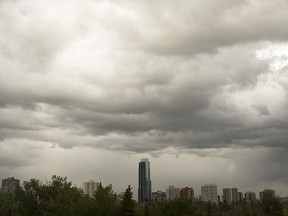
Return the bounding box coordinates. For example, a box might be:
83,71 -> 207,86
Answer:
82,180 -> 101,197
180,187 -> 194,200
1,177 -> 20,193
244,191 -> 256,203
166,185 -> 180,200
138,158 -> 151,202
201,184 -> 218,204
223,188 -> 238,204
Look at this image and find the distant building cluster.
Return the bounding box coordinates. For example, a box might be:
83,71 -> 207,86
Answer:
136,159 -> 284,205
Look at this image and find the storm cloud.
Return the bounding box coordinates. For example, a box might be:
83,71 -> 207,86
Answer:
0,0 -> 288,195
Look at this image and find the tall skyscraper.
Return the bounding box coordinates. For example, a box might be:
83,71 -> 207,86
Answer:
138,158 -> 151,202
201,184 -> 218,204
82,180 -> 101,197
1,177 -> 20,193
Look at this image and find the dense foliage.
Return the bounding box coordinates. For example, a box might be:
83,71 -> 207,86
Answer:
134,198 -> 287,216
0,175 -> 132,216
0,175 -> 287,216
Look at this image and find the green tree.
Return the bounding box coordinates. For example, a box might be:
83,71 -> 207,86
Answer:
14,175 -> 87,216
94,184 -> 118,216
43,175 -> 84,216
14,178 -> 43,215
135,204 -> 145,216
0,192 -> 17,216
260,190 -> 283,216
77,195 -> 97,216
119,185 -> 135,216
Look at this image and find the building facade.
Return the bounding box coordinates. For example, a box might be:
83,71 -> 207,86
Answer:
238,192 -> 243,203
166,185 -> 180,200
138,158 -> 151,202
223,188 -> 238,204
82,180 -> 101,197
180,187 -> 194,200
201,184 -> 218,204
244,191 -> 257,203
1,177 -> 20,193
152,191 -> 166,202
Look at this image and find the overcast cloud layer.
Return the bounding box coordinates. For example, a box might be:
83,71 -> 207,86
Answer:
0,0 -> 288,195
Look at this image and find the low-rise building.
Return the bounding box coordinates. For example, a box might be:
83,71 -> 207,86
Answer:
152,191 -> 166,202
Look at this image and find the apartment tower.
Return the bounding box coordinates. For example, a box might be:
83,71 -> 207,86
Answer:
223,188 -> 238,204
166,185 -> 180,200
201,184 -> 218,204
82,180 -> 101,197
1,177 -> 20,193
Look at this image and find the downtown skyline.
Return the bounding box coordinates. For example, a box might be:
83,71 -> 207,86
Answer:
0,172 -> 282,202
0,0 -> 288,198
1,157 -> 286,199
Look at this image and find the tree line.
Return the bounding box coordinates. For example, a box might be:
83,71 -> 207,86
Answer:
0,175 -> 133,216
0,175 -> 287,216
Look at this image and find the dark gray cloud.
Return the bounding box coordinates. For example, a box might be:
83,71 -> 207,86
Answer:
0,43 -> 287,152
0,0 -> 288,195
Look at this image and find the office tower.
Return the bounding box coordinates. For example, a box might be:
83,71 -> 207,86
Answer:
223,188 -> 238,204
1,177 -> 20,193
151,191 -> 166,202
180,187 -> 194,200
244,191 -> 257,203
82,180 -> 101,197
201,184 -> 218,204
138,158 -> 151,202
166,185 -> 180,200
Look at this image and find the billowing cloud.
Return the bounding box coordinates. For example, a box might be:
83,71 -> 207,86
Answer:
0,0 -> 288,195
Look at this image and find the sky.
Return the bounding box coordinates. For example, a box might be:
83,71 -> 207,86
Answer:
0,0 -> 288,198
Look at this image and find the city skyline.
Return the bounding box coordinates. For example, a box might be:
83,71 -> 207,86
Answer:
0,0 -> 288,198
1,161 -> 286,200
1,174 -> 283,204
